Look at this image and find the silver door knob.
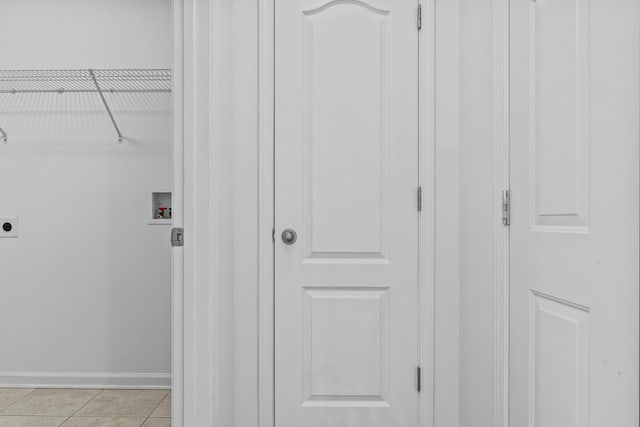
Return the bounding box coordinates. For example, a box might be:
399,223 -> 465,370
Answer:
281,229 -> 297,245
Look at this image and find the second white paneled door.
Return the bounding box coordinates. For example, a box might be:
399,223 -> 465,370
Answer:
275,0 -> 420,426
510,0 -> 639,426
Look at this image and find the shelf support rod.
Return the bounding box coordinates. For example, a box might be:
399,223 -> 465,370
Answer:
0,126 -> 7,143
88,69 -> 123,143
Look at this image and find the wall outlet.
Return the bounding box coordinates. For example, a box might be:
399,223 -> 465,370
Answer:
0,217 -> 19,238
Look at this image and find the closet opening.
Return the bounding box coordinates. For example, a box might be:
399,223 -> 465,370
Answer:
0,1 -> 175,426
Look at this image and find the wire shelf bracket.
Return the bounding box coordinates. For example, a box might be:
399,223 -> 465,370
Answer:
0,68 -> 172,143
89,69 -> 123,143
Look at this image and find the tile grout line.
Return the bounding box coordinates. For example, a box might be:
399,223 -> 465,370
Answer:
59,388 -> 105,426
0,387 -> 39,414
142,389 -> 171,425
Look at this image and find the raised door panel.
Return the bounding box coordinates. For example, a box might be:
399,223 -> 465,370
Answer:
303,1 -> 391,259
530,291 -> 589,427
530,0 -> 590,232
302,287 -> 390,406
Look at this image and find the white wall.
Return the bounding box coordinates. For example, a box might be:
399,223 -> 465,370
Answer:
434,1 -> 461,426
0,0 -> 173,387
459,0 -> 502,425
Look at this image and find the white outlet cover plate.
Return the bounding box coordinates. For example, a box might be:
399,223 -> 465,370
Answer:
0,217 -> 19,238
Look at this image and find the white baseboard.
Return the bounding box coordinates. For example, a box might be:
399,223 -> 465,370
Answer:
0,372 -> 171,389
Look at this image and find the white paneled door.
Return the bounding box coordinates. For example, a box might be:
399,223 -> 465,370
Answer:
275,0 -> 420,426
510,0 -> 639,426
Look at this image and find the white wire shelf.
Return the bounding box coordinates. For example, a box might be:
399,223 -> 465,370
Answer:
0,68 -> 172,143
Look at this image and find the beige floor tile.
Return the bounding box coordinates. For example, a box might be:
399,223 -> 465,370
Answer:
141,419 -> 170,427
0,390 -> 34,411
1,389 -> 100,416
75,390 -> 168,418
61,416 -> 146,427
0,416 -> 66,427
149,393 -> 170,418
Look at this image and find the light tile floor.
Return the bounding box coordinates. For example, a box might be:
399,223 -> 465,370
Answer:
0,389 -> 171,427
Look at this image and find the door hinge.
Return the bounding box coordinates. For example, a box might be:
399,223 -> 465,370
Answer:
502,190 -> 511,226
417,366 -> 422,392
171,227 -> 184,247
417,186 -> 422,212
417,4 -> 422,30
272,227 -> 275,243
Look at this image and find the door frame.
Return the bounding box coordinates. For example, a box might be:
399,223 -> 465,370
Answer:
258,1 -> 436,426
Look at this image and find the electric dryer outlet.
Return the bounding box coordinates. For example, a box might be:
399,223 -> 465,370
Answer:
0,217 -> 19,238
